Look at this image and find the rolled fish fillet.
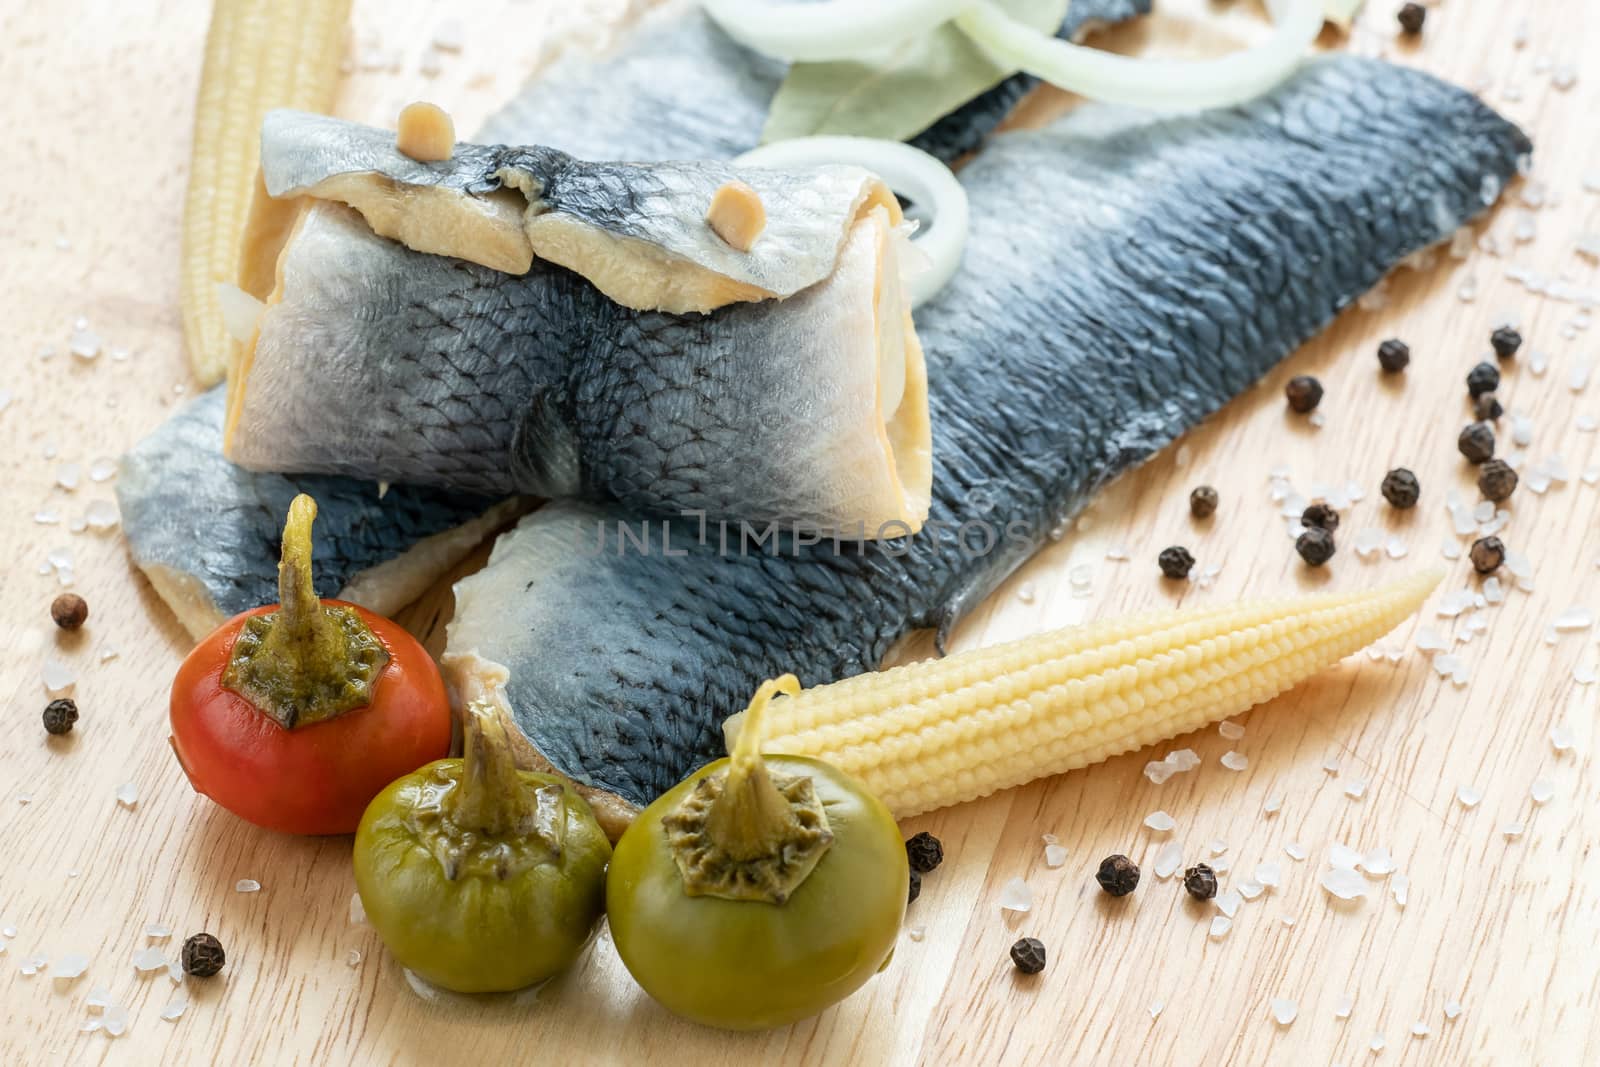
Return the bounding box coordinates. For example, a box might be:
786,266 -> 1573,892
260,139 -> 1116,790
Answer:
224,196 -> 931,537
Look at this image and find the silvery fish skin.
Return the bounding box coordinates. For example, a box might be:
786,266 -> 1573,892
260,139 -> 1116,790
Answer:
229,199 -> 930,536
117,388 -> 513,640
259,108 -> 898,309
445,56 -> 1530,809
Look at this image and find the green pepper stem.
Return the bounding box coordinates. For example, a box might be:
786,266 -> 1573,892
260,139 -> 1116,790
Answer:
703,675 -> 802,860
454,698 -> 536,838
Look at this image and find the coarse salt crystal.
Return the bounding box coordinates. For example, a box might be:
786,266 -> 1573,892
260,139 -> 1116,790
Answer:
1329,844 -> 1362,870
1148,998 -> 1164,1020
69,328 -> 101,360
1360,848 -> 1396,876
43,659 -> 75,695
1502,821 -> 1527,838
1385,536 -> 1408,560
1553,65 -> 1577,90
89,457 -> 117,482
1210,856 -> 1232,875
1444,999 -> 1463,1019
1335,994 -> 1354,1019
1484,577 -> 1504,604
236,878 -> 262,894
114,783 -> 137,808
1218,720 -> 1245,741
1153,841 -> 1184,880
1220,751 -> 1248,772
1392,873 -> 1410,907
1015,582 -> 1035,604
1263,793 -> 1283,816
1551,724 -> 1576,752
1105,545 -> 1130,562
1044,844 -> 1067,868
1576,664 -> 1598,685
85,499 -> 120,532
1530,778 -> 1555,805
346,949 -> 364,967
998,877 -> 1032,913
1321,867 -> 1367,900
133,947 -> 168,973
1456,785 -> 1483,808
1344,778 -> 1369,800
161,991 -> 188,1021
1370,1034 -> 1387,1052
1323,755 -> 1341,774
1284,842 -> 1307,861
1208,915 -> 1231,939
1270,998 -> 1298,1026
53,953 -> 89,980
1255,862 -> 1282,888
56,463 -> 81,491
1144,761 -> 1178,785
1143,811 -> 1175,833
1412,1021 -> 1431,1038
1354,528 -> 1384,558
1237,880 -> 1264,901
1440,539 -> 1461,561
1215,889 -> 1242,918
1554,607 -> 1594,631
145,923 -> 172,939
1165,749 -> 1200,772
1416,627 -> 1448,653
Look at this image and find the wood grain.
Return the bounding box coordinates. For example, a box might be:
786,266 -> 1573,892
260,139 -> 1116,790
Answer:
2,0 -> 1597,1063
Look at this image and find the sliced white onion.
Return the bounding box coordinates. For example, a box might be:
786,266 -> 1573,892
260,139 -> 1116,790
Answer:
955,0 -> 1324,112
701,0 -> 968,63
735,136 -> 968,309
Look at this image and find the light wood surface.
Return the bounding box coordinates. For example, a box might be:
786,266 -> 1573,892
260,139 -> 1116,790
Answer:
2,1 -> 1596,1064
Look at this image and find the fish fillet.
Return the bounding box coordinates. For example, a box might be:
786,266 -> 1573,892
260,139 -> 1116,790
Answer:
444,56 -> 1530,809
117,389 -> 514,640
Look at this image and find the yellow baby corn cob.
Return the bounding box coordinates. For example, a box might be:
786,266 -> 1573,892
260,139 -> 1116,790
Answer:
181,0 -> 352,386
728,570 -> 1440,818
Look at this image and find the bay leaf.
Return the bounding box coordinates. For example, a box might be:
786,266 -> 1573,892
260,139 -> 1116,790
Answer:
761,0 -> 1070,145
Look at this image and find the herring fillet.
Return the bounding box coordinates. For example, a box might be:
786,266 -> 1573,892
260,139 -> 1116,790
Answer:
445,56 -> 1530,808
123,4 -> 1067,629
117,389 -> 508,640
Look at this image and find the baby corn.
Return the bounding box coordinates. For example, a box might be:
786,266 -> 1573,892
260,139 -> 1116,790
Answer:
729,570 -> 1440,818
180,0 -> 352,386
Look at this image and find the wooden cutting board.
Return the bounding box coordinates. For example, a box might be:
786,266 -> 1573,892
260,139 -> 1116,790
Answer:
2,0 -> 1595,1062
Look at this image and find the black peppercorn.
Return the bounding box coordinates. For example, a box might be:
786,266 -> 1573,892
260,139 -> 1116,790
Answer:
1301,502 -> 1340,532
1466,361 -> 1500,398
1490,326 -> 1522,359
1473,392 -> 1503,422
1182,863 -> 1218,901
181,933 -> 226,978
1457,422 -> 1496,464
1469,535 -> 1506,575
1478,459 -> 1518,502
1190,485 -> 1219,520
1158,545 -> 1196,580
50,593 -> 88,631
1376,338 -> 1411,373
1397,2 -> 1425,33
1381,468 -> 1421,509
1009,937 -> 1047,975
905,831 -> 944,874
1095,854 -> 1140,897
42,698 -> 78,736
1284,375 -> 1323,413
1296,527 -> 1336,567
907,868 -> 922,905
